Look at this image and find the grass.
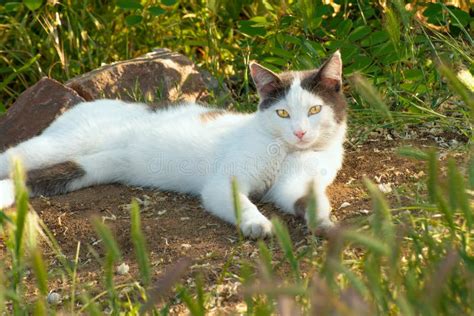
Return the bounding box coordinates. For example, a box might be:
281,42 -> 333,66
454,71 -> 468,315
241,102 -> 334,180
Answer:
0,0 -> 473,314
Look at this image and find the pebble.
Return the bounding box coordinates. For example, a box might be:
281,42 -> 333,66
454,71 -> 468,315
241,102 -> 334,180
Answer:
378,183 -> 392,194
339,202 -> 351,209
117,263 -> 130,275
47,292 -> 62,305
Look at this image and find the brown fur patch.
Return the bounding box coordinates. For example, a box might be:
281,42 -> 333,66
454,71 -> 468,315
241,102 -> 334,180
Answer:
294,195 -> 308,218
199,110 -> 225,123
27,161 -> 85,196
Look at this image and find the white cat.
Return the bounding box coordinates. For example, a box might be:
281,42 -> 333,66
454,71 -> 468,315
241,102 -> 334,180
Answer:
0,51 -> 347,238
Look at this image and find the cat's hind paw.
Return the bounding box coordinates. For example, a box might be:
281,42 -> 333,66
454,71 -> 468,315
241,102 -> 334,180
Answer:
0,179 -> 15,209
241,216 -> 273,239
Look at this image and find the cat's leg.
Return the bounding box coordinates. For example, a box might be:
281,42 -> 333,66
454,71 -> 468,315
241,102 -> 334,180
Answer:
268,175 -> 333,228
0,150 -> 128,209
65,150 -> 129,192
0,135 -> 71,179
201,178 -> 272,239
0,160 -> 84,209
267,152 -> 336,229
0,135 -> 76,208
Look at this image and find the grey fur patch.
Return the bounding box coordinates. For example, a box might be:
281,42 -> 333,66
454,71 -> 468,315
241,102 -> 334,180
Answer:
27,161 -> 85,196
300,70 -> 347,124
258,72 -> 295,110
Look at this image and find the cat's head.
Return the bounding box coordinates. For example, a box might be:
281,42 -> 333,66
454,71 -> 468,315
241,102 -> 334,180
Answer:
250,51 -> 347,150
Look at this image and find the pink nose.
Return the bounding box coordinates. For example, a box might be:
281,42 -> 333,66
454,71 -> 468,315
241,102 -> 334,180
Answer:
294,130 -> 306,140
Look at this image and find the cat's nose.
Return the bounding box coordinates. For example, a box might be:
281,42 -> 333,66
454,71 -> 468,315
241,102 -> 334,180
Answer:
294,130 -> 306,140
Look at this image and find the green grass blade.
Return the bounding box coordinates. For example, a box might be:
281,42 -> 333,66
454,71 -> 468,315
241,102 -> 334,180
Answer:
350,74 -> 393,122
70,242 -> 81,314
257,240 -> 273,280
30,248 -> 48,296
437,61 -> 474,111
33,299 -> 47,316
92,219 -> 120,260
12,159 -> 29,261
130,199 -> 151,286
231,177 -> 242,239
0,54 -> 41,92
92,219 -> 120,311
342,230 -> 391,257
384,7 -> 400,50
427,151 -> 438,204
180,288 -> 205,316
271,218 -> 300,281
364,179 -> 394,246
397,147 -> 430,161
0,269 -> 5,313
306,185 -> 318,233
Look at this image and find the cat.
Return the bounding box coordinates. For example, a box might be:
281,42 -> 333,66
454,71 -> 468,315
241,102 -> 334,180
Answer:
0,51 -> 347,239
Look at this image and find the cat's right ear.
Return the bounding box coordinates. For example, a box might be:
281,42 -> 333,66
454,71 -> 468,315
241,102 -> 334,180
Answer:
249,61 -> 281,99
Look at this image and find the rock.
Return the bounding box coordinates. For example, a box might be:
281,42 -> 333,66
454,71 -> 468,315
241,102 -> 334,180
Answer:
0,78 -> 85,151
66,48 -> 209,105
46,292 -> 62,305
0,49 -> 230,151
198,69 -> 233,105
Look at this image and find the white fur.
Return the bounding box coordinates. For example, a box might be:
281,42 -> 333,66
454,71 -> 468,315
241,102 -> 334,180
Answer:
0,81 -> 346,238
0,179 -> 14,209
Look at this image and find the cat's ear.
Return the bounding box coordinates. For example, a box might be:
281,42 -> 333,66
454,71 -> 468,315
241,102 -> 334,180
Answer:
249,61 -> 282,99
317,50 -> 342,92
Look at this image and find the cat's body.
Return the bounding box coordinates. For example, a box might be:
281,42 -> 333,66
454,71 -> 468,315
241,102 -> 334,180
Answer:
0,51 -> 347,238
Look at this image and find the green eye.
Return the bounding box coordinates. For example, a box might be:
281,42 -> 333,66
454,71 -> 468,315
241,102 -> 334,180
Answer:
276,109 -> 290,118
308,105 -> 322,116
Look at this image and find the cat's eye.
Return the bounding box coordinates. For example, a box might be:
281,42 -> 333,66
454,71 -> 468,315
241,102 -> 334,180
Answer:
276,109 -> 290,118
308,105 -> 322,116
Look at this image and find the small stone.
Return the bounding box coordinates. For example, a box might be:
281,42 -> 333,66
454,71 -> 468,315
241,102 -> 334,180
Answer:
378,183 -> 392,194
47,292 -> 62,305
339,202 -> 351,209
117,263 -> 130,275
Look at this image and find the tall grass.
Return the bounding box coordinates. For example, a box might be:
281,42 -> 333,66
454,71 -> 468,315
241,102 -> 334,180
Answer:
0,138 -> 472,314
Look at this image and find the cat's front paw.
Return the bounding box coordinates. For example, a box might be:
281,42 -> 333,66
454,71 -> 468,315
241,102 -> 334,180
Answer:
241,216 -> 273,239
0,179 -> 15,209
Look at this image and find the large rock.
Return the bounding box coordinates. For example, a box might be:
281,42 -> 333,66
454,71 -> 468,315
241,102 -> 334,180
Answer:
0,48 -> 231,151
0,78 -> 85,151
66,48 -> 210,105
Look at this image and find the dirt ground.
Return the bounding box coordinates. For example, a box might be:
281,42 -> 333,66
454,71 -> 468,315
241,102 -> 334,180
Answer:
0,131 -> 467,313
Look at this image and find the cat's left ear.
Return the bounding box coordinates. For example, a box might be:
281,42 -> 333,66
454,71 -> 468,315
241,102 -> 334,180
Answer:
317,50 -> 342,92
